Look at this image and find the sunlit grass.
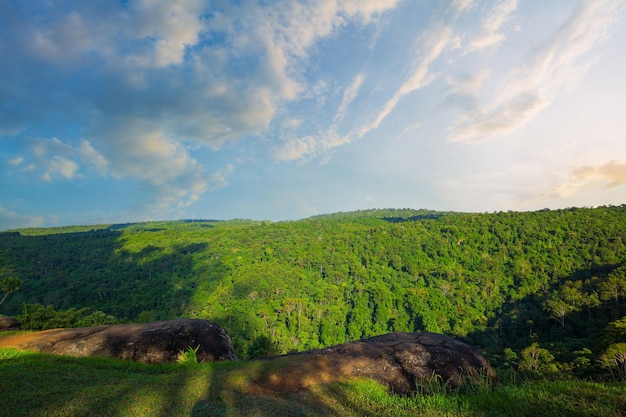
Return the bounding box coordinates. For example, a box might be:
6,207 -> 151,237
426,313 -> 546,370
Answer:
1,348 -> 625,417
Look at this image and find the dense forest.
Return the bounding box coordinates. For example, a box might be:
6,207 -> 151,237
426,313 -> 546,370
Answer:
1,207 -> 625,378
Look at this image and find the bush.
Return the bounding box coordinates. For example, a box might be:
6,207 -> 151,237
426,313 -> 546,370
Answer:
246,335 -> 279,359
17,303 -> 119,330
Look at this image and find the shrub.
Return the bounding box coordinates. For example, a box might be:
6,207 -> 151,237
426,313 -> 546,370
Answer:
177,345 -> 200,366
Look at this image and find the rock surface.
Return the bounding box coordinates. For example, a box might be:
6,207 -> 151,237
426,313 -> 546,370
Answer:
0,317 -> 21,331
252,332 -> 495,394
0,319 -> 235,363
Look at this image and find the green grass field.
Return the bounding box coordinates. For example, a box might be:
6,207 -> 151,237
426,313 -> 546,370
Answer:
1,348 -> 625,417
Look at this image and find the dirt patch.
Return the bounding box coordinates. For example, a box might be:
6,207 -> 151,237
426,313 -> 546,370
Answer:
0,331 -> 47,348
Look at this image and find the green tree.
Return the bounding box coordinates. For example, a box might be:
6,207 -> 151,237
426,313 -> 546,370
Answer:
519,343 -> 557,374
0,275 -> 21,307
606,317 -> 626,344
600,343 -> 626,379
544,297 -> 576,329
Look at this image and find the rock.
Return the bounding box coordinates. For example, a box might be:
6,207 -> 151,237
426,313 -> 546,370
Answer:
0,319 -> 236,363
252,332 -> 495,394
0,317 -> 21,331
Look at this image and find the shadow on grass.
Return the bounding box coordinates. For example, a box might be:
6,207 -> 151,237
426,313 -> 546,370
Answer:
0,349 -> 214,417
3,348 -> 626,417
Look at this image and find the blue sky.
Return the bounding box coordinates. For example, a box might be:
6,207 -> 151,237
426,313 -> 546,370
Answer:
1,0 -> 626,229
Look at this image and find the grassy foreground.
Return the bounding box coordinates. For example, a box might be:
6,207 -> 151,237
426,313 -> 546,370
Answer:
1,348 -> 625,417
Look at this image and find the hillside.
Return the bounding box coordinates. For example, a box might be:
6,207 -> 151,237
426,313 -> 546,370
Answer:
1,206 -> 625,376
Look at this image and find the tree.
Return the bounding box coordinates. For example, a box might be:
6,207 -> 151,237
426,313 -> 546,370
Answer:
606,317 -> 626,344
600,343 -> 626,379
599,268 -> 626,304
519,343 -> 557,374
0,275 -> 21,307
544,295 -> 577,329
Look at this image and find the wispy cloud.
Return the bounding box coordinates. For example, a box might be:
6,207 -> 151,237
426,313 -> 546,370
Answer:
444,70 -> 490,109
359,22 -> 457,138
8,157 -> 24,167
440,161 -> 549,209
274,128 -> 352,162
449,0 -> 475,17
465,0 -> 518,53
542,160 -> 626,199
0,205 -> 46,230
334,72 -> 366,123
275,71 -> 368,161
450,0 -> 625,143
43,156 -> 81,182
392,122 -> 423,143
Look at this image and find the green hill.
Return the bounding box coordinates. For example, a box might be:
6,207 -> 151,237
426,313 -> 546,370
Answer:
1,206 -> 625,376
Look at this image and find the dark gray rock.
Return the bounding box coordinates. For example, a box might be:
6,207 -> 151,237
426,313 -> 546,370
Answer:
0,317 -> 21,331
7,319 -> 236,363
253,332 -> 495,394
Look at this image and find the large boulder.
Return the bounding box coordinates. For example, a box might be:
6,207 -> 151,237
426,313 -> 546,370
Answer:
0,317 -> 21,331
0,319 -> 236,363
252,332 -> 495,394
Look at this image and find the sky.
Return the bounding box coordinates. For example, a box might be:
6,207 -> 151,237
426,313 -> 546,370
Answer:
1,0 -> 626,230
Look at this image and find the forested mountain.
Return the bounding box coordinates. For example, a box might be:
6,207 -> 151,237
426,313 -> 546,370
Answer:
1,207 -> 625,376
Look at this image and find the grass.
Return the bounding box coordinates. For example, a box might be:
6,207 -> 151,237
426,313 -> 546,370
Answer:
1,347 -> 625,417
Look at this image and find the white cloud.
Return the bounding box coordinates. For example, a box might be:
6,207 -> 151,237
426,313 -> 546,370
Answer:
449,0 -> 625,143
334,72 -> 366,123
207,164 -> 235,192
274,136 -> 320,162
440,161 -> 554,210
274,127 -> 354,162
0,205 -> 46,231
282,118 -> 304,130
444,70 -> 490,109
465,0 -> 518,53
0,2 -> 298,205
78,140 -> 109,174
1,0 -> 401,213
17,1 -> 204,69
341,0 -> 401,23
542,160 -> 626,199
449,0 -> 475,17
449,91 -> 549,143
43,156 -> 81,182
19,137 -> 83,181
359,23 -> 456,137
392,122 -> 423,143
8,157 -> 23,167
131,0 -> 204,68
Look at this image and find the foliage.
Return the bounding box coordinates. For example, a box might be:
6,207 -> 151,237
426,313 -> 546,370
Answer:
0,274 -> 21,308
0,206 -> 625,376
600,343 -> 626,379
607,317 -> 626,344
177,345 -> 200,366
17,303 -> 119,330
518,343 -> 558,374
246,335 -> 279,359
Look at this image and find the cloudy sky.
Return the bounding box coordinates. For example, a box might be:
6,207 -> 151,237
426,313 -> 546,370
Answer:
1,0 -> 626,229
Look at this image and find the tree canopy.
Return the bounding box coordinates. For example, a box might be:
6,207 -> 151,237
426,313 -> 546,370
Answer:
1,206 -> 625,375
